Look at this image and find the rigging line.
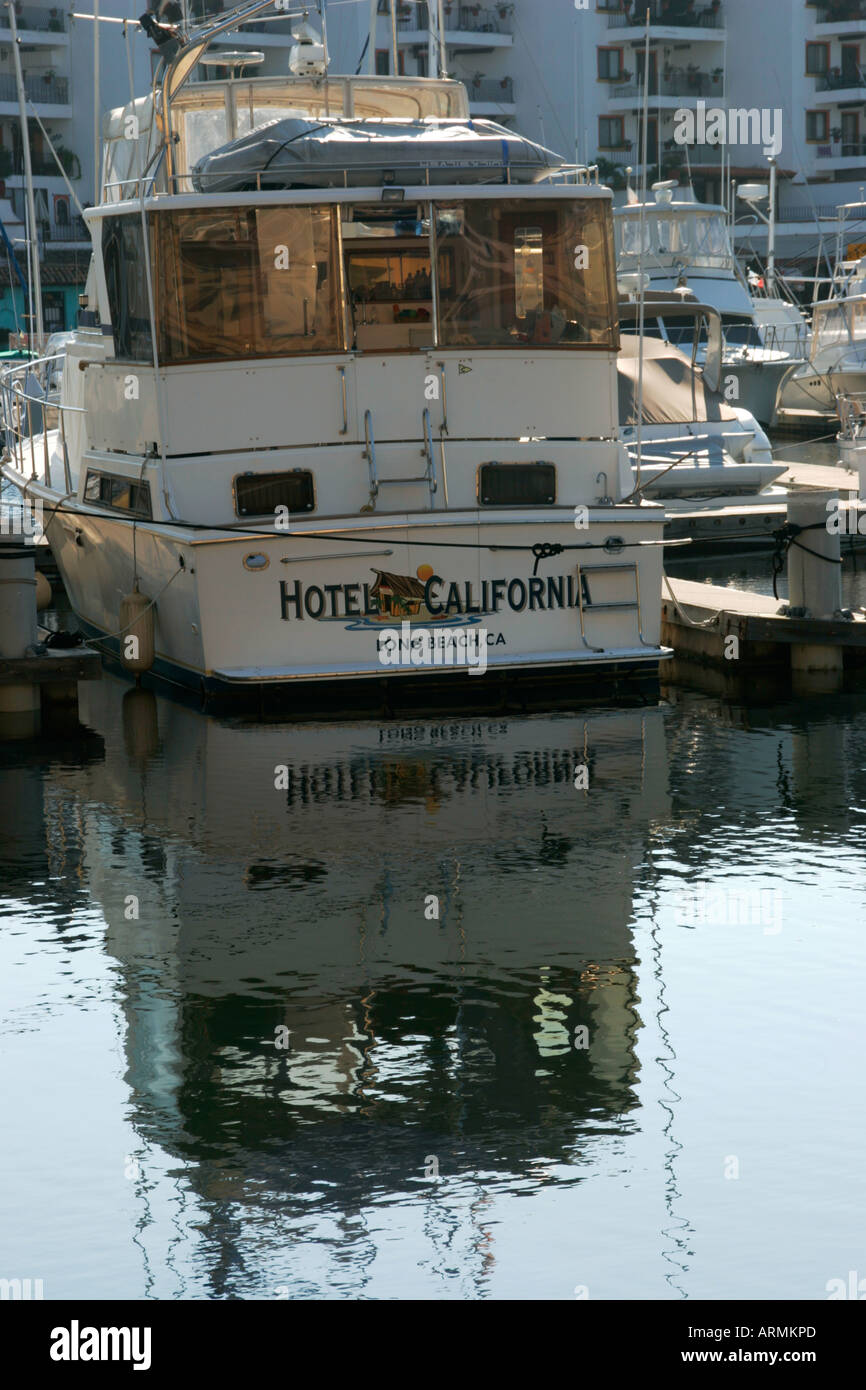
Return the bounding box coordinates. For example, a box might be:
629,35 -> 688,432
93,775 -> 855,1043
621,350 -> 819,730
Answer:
511,12 -> 572,155
619,444 -> 717,503
26,499 -> 693,551
81,563 -> 184,647
662,572 -> 720,629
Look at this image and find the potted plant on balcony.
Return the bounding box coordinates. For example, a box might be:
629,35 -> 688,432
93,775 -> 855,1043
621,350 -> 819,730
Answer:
48,8 -> 63,31
497,3 -> 514,17
55,146 -> 80,179
831,126 -> 843,141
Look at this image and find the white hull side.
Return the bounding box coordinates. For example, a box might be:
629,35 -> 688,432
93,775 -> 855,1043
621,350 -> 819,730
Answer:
20,487 -> 666,687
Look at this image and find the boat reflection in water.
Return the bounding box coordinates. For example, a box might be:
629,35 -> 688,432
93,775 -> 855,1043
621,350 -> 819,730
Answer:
51,681 -> 668,1296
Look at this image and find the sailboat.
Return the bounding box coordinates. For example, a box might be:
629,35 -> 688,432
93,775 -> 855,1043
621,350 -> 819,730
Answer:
0,0 -> 669,706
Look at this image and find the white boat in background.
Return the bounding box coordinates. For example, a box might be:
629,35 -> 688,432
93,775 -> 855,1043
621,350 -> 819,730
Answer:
0,0 -> 670,708
617,297 -> 790,554
776,260 -> 866,427
614,184 -> 807,427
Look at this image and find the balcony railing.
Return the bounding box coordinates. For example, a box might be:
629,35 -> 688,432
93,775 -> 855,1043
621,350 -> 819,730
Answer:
39,215 -> 89,243
188,0 -> 293,30
0,73 -> 69,104
775,203 -> 842,220
398,4 -> 514,34
468,76 -> 514,103
815,69 -> 866,89
4,151 -> 80,179
0,6 -> 67,33
816,138 -> 866,157
612,70 -> 722,98
607,1 -> 723,28
812,1 -> 866,22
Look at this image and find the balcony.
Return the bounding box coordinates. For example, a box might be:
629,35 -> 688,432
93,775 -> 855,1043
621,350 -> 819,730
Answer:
0,72 -> 69,108
814,137 -> 866,168
3,149 -> 82,180
467,75 -> 515,114
812,68 -> 866,101
0,6 -> 67,34
812,1 -> 866,26
396,2 -> 514,50
607,0 -> 724,34
609,68 -> 723,106
188,0 -> 293,40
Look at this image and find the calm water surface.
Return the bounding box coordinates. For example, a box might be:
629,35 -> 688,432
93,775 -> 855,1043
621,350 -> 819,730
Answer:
2,674 -> 866,1300
3,449 -> 866,1300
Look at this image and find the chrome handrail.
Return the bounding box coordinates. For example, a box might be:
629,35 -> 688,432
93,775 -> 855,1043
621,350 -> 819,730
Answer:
363,408 -> 378,509
1,353 -> 82,491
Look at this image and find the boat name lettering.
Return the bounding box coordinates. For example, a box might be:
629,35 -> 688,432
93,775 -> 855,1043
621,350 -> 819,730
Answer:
279,573 -> 588,622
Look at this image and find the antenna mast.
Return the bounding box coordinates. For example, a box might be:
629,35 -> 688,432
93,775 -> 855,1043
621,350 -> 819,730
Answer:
6,1 -> 43,347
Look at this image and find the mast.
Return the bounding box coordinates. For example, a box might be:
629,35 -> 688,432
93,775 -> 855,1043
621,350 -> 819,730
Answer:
767,155 -> 776,296
93,0 -> 101,204
368,0 -> 377,75
634,9 -> 651,501
389,0 -> 398,75
437,0 -> 447,78
6,1 -> 43,348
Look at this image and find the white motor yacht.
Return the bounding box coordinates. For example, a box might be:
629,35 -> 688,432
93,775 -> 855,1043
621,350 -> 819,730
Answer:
614,185 -> 807,427
0,1 -> 670,707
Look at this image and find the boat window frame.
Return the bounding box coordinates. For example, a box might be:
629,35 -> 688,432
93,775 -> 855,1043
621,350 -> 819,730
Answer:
101,191 -> 619,366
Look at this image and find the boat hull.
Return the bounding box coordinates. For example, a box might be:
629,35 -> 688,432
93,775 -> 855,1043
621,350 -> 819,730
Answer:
30,495 -> 669,705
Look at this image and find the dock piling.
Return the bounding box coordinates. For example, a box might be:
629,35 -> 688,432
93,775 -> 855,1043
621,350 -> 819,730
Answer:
0,534 -> 41,739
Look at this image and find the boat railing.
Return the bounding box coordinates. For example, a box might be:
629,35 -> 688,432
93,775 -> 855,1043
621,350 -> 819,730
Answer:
1,353 -> 82,493
836,391 -> 866,437
757,323 -> 811,357
107,158 -> 594,198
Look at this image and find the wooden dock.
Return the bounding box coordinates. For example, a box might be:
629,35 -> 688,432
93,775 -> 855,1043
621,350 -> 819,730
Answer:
662,577 -> 866,699
0,630 -> 101,737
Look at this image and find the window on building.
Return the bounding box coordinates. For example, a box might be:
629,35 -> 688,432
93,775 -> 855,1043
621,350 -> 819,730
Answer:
598,116 -> 627,149
806,110 -> 830,142
597,48 -> 624,82
101,216 -> 154,361
806,42 -> 830,75
842,43 -> 860,80
375,48 -> 405,75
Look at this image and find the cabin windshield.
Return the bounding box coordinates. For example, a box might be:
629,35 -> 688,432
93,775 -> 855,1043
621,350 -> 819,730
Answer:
812,299 -> 866,355
103,196 -> 617,363
616,209 -> 731,269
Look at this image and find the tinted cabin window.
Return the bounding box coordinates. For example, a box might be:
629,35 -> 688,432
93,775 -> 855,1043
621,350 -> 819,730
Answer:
84,471 -> 152,517
102,217 -> 153,361
154,207 -> 342,362
437,199 -> 617,349
235,470 -> 315,516
478,463 -> 556,506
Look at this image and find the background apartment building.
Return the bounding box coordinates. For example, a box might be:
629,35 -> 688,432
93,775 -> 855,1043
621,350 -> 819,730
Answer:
327,0 -> 866,267
5,0 -> 866,345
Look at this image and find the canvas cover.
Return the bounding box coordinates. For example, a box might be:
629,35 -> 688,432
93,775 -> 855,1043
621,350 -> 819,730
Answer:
191,116 -> 565,192
618,333 -> 739,426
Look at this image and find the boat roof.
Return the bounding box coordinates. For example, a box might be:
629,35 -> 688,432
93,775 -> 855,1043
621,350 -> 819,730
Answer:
615,200 -> 728,216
